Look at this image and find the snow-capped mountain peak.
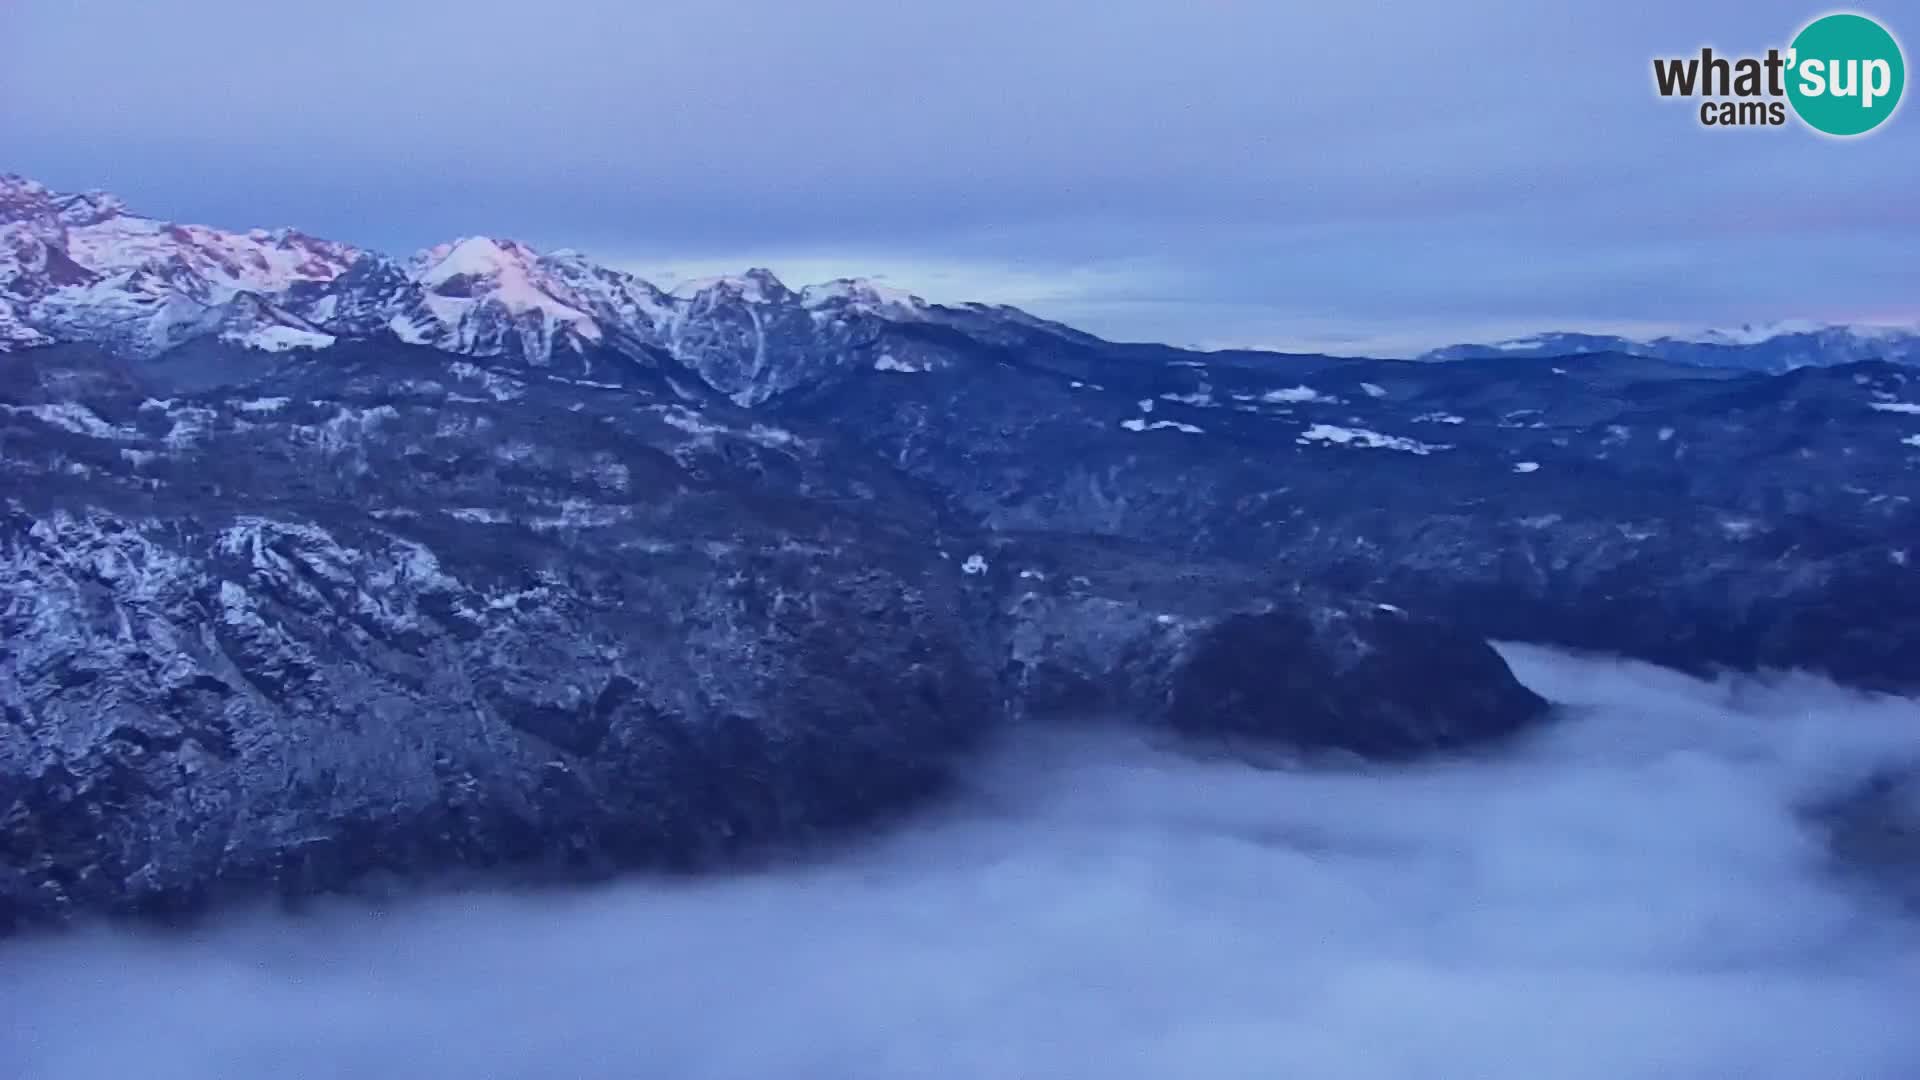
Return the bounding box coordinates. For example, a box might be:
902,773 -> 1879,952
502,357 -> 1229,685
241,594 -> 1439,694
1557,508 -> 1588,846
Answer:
381,236 -> 604,357
52,189 -> 129,227
0,173 -> 124,229
2,174 -> 359,299
415,235 -> 536,283
1,174 -> 366,356
0,174 -> 65,221
669,267 -> 794,305
799,277 -> 928,319
416,236 -> 595,324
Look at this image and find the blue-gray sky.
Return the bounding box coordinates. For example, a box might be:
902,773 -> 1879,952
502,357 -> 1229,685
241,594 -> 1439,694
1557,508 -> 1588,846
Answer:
2,0 -> 1915,354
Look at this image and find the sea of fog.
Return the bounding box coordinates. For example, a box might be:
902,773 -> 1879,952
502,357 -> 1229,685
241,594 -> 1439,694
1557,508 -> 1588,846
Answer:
5,644 -> 1920,1079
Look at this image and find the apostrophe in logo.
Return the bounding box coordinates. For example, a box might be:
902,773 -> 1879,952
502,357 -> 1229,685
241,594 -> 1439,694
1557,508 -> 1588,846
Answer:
1787,13 -> 1904,135
1652,11 -> 1905,136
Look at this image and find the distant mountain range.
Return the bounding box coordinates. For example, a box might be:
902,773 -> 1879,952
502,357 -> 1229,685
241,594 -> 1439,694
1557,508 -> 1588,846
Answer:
1419,325 -> 1920,371
3,173 -> 1914,379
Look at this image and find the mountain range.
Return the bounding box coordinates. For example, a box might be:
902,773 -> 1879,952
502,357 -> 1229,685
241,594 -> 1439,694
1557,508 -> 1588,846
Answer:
4,175 -> 1919,929
1419,324 -> 1920,371
0,174 -> 1111,406
5,173 -> 1916,380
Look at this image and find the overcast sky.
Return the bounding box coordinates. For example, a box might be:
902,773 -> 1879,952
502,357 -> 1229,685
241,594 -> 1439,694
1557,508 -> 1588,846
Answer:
2,0 -> 1914,354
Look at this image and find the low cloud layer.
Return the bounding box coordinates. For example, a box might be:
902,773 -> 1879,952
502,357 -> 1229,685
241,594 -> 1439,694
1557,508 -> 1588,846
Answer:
5,645 -> 1920,1079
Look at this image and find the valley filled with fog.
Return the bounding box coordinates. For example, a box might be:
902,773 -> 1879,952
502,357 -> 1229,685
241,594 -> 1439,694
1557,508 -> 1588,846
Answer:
5,644 -> 1919,1080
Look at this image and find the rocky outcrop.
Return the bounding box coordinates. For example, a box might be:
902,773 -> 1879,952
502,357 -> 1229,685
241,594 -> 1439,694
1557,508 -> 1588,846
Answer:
1165,605 -> 1546,758
992,561 -> 1547,757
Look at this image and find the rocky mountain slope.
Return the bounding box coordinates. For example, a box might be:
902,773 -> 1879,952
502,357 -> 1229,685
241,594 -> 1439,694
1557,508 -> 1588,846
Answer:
3,176 -> 1918,929
0,339 -> 1553,930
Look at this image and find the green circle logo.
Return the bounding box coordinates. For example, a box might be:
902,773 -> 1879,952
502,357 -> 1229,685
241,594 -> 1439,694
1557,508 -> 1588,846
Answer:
1787,13 -> 1905,136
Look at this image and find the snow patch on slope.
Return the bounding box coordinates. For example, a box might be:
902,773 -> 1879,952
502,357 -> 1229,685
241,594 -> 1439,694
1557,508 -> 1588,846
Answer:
1297,424 -> 1447,455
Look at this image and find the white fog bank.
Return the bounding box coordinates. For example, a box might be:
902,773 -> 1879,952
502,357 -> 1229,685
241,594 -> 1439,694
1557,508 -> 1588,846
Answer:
5,644 -> 1920,1079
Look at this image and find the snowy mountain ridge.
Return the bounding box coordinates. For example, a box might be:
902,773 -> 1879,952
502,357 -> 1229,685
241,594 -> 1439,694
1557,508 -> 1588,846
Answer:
1423,322 -> 1920,371
0,174 -> 950,403
5,173 -> 1916,389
